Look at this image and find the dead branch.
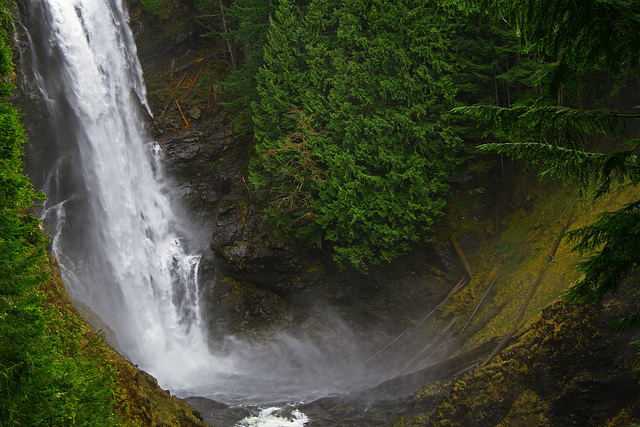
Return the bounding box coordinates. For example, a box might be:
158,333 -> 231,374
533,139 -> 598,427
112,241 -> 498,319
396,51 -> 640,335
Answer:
175,100 -> 189,129
158,71 -> 188,120
451,237 -> 474,278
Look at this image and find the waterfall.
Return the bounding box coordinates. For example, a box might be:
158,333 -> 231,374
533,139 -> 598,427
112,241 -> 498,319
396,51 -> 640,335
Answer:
19,0 -> 214,388
19,0 -> 376,411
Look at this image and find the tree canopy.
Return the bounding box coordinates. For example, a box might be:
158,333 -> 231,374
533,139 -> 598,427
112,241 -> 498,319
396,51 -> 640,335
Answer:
451,0 -> 640,329
248,0 -> 465,270
174,0 -> 527,271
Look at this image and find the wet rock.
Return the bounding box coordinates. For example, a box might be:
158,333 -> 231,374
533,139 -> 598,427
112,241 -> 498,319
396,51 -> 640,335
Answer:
404,286 -> 640,426
183,397 -> 251,426
188,106 -> 201,120
196,247 -> 294,337
300,395 -> 410,427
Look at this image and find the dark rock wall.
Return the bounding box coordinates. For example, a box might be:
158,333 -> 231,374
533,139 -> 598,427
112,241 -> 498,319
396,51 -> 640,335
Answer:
127,2 -> 465,354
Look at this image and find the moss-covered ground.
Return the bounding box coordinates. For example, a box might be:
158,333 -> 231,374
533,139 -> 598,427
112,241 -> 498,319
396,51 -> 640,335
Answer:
436,162 -> 640,352
392,158 -> 640,425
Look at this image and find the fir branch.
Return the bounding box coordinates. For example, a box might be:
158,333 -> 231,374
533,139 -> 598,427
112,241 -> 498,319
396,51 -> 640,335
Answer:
478,141 -> 640,198
456,105 -> 637,149
563,200 -> 640,330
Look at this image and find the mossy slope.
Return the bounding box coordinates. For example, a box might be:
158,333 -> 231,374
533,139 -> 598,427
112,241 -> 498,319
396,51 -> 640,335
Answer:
42,257 -> 208,427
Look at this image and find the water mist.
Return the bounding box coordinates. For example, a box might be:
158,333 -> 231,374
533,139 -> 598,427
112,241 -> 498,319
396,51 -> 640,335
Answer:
19,0 -> 377,408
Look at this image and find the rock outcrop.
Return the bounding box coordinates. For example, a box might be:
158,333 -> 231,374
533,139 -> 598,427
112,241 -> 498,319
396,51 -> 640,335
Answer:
395,285 -> 640,426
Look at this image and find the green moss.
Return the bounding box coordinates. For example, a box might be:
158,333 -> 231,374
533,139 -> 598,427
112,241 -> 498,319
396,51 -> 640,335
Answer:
43,261 -> 207,426
439,177 -> 640,353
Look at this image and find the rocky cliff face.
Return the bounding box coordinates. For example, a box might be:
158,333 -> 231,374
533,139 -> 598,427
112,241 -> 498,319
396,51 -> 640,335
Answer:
127,0 -> 466,354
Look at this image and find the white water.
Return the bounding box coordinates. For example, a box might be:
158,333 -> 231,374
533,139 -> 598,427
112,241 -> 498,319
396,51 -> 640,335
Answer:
21,0 -> 380,422
236,407 -> 309,427
23,0 -> 220,387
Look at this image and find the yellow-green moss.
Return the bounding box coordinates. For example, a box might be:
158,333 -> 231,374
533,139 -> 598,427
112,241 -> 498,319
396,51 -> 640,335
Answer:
496,389 -> 548,426
440,180 -> 640,352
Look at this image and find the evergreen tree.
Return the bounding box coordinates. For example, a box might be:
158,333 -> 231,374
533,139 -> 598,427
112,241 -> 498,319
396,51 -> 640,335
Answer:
251,0 -> 306,144
451,0 -> 640,329
251,0 -> 464,270
222,0 -> 277,119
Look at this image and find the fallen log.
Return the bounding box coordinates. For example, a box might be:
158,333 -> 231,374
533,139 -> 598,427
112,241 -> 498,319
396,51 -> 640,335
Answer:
372,338 -> 499,398
395,317 -> 457,376
451,237 -> 474,278
365,276 -> 467,364
481,210 -> 574,368
460,275 -> 498,334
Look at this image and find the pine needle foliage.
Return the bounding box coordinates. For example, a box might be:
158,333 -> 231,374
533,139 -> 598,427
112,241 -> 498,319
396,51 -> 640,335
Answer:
451,0 -> 640,94
250,0 -> 463,271
221,0 -> 276,120
452,0 -> 640,329
479,141 -> 640,200
564,201 -> 640,330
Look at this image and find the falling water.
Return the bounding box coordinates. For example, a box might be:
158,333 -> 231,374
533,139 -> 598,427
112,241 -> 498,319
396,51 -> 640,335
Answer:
19,0 -> 214,387
19,0 -> 380,420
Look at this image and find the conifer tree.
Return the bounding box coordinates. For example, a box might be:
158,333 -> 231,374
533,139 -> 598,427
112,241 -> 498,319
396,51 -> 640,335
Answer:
222,0 -> 277,118
451,0 -> 640,329
251,0 -> 464,270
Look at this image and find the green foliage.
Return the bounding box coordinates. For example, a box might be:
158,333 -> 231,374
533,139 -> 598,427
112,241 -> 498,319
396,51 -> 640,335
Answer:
451,0 -> 640,328
451,0 -> 640,94
452,14 -> 539,110
250,0 -> 463,270
255,109 -> 325,236
1,295 -> 118,426
219,0 -> 275,116
564,201 -> 640,331
0,15 -> 117,425
141,0 -> 175,19
0,0 -> 14,31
